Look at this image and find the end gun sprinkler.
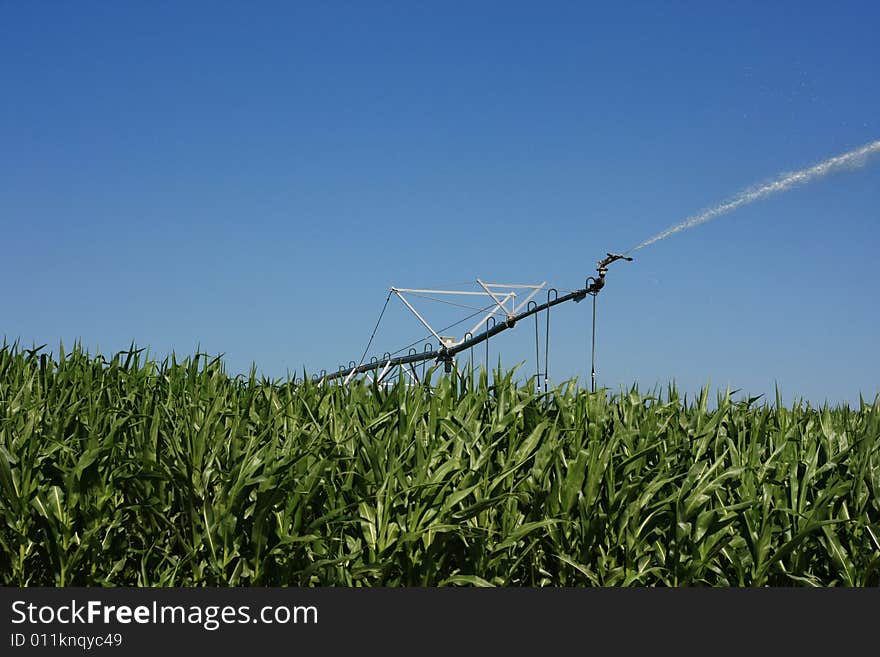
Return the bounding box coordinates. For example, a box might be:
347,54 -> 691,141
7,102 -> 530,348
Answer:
592,252 -> 633,293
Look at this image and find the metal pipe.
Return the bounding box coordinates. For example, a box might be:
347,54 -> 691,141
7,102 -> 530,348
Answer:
528,300 -> 539,386
591,291 -> 597,393
463,331 -> 474,385
544,288 -> 558,394
422,342 -> 432,380
484,315 -> 496,376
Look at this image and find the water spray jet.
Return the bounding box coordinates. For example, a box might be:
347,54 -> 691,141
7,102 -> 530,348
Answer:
627,139 -> 880,254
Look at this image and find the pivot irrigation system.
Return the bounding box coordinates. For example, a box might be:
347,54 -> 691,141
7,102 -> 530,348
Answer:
314,139 -> 880,390
319,253 -> 632,390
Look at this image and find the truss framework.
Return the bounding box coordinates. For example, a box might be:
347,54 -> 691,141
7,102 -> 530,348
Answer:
391,280 -> 546,348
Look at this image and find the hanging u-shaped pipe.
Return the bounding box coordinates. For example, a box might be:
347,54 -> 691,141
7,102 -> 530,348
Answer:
527,300 -> 539,389
585,276 -> 599,393
422,342 -> 433,380
407,348 -> 420,386
485,316 -> 496,381
463,332 -> 474,384
544,289 -> 558,395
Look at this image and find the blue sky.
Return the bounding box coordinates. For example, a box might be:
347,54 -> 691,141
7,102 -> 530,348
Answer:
2,1 -> 878,406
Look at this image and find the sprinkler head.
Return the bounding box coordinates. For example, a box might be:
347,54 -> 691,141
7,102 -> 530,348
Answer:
597,253 -> 634,270
596,252 -> 633,277
588,252 -> 633,294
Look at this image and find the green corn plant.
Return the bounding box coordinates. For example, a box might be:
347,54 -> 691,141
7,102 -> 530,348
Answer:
1,342 -> 878,586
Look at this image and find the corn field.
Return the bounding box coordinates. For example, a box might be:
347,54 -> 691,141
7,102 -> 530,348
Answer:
1,343 -> 878,586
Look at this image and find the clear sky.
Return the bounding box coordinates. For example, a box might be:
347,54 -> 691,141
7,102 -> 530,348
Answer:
3,1 -> 878,406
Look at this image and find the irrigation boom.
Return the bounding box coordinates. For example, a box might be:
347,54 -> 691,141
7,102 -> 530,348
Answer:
321,253 -> 632,384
